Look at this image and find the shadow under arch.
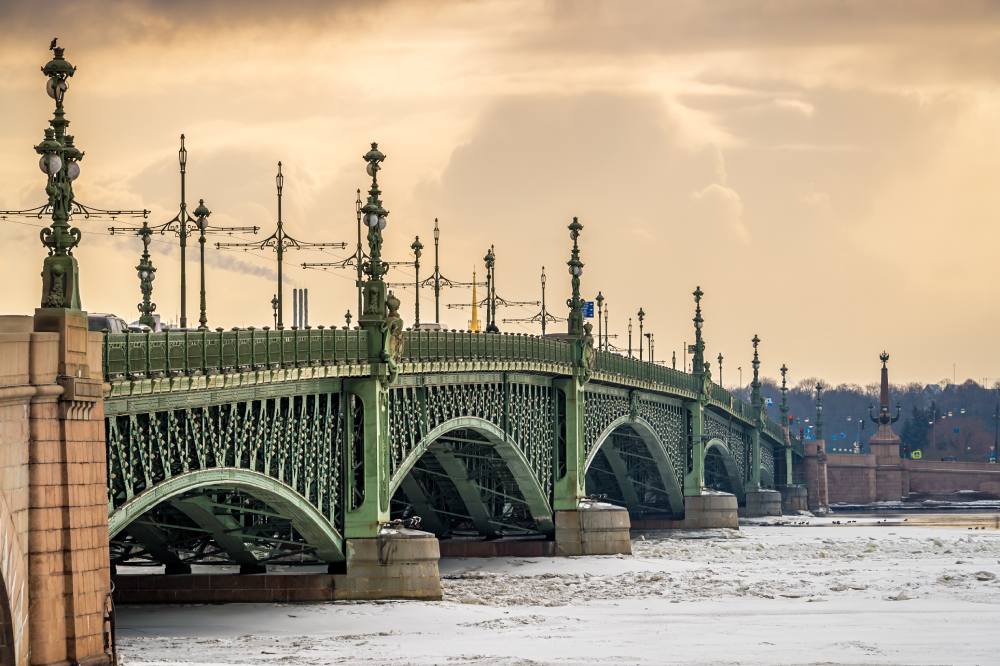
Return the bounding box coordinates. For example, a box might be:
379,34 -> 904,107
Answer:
584,415 -> 684,517
109,468 -> 344,562
0,571 -> 14,666
390,416 -> 554,534
761,468 -> 775,489
704,438 -> 745,504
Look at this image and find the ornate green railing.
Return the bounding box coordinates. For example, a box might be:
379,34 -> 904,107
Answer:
401,330 -> 574,365
103,327 -> 369,379
593,349 -> 700,394
101,328 -> 787,441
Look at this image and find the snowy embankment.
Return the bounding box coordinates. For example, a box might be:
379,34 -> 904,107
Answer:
116,519 -> 1000,665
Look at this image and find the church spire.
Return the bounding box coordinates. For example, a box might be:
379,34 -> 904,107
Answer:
469,269 -> 481,332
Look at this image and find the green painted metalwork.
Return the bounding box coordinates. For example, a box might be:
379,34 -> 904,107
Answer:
107,468 -> 343,562
107,392 -> 344,557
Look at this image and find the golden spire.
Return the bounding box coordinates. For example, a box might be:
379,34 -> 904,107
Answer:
469,268 -> 481,332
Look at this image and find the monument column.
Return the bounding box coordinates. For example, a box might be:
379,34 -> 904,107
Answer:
868,352 -> 904,501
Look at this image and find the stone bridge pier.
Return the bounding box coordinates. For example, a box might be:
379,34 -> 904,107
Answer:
1,312 -> 113,666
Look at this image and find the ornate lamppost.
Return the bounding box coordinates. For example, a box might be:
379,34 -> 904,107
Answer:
779,363 -> 790,426
1,41 -> 150,310
718,353 -> 724,388
345,310 -> 353,328
637,307 -> 646,361
627,318 -> 633,357
565,217 -> 585,336
750,334 -> 762,408
484,245 -> 500,333
35,41 -> 83,309
603,303 -> 609,350
432,219 -> 441,324
815,383 -> 825,440
692,286 -> 705,378
541,267 -> 548,335
136,221 -> 157,327
595,291 -> 604,350
359,143 -> 390,326
411,235 -> 424,327
270,294 -> 278,328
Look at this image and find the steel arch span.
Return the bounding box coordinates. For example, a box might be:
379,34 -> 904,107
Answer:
109,468 -> 344,563
390,416 -> 554,536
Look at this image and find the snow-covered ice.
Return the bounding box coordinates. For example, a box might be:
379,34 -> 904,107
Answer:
115,517 -> 1000,665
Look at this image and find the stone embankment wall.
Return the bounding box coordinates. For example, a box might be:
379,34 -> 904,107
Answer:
826,451 -> 1000,504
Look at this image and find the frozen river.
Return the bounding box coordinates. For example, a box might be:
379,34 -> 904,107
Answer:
115,516 -> 1000,665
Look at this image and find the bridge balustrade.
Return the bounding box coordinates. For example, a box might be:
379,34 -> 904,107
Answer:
103,327 -> 369,379
592,349 -> 701,394
400,329 -> 574,365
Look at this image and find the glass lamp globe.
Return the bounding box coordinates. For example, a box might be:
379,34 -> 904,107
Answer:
38,154 -> 63,176
365,212 -> 379,228
67,161 -> 80,181
139,269 -> 149,279
378,215 -> 387,230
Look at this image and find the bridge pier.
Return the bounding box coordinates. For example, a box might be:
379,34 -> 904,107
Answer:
739,489 -> 783,517
336,529 -> 442,601
554,502 -> 632,556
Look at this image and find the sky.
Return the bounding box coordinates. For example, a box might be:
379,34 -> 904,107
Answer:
0,0 -> 998,387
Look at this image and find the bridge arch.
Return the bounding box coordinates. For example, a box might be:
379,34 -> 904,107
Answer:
585,416 -> 684,517
390,416 -> 554,536
0,490 -> 25,666
109,468 -> 344,563
704,438 -> 744,503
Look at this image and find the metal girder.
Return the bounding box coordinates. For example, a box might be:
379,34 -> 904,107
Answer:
398,475 -> 449,535
431,448 -> 497,537
124,521 -> 191,575
171,495 -> 265,573
600,442 -> 642,507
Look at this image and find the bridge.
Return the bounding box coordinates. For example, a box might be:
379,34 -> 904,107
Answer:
0,41 -> 805,666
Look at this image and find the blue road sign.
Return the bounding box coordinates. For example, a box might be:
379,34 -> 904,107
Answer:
583,301 -> 595,318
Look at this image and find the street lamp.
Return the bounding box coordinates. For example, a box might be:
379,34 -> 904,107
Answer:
270,294 -> 279,328
190,198 -> 256,330
411,235 -> 424,327
541,267 -> 548,335
565,217 -> 585,336
603,303 -> 609,351
627,318 -> 633,358
484,245 -> 499,333
815,383 -> 825,440
596,291 -> 604,351
637,307 -> 646,361
718,353 -> 724,388
136,221 -> 157,328
36,41 -> 83,309
359,142 -> 390,329
345,309 -> 353,328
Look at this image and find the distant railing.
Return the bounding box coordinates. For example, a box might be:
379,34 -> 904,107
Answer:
401,330 -> 574,365
593,350 -> 701,395
103,327 -> 369,380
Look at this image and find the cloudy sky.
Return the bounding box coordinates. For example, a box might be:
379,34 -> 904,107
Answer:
0,0 -> 998,387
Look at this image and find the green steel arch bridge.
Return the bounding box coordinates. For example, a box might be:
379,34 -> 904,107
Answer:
101,315 -> 796,573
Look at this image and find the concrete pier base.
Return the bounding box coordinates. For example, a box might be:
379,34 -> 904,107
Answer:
555,502 -> 632,555
337,528 -> 442,601
680,492 -> 739,529
739,489 -> 783,517
779,484 -> 809,513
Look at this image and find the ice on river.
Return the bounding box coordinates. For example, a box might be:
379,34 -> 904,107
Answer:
116,518 -> 1000,665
